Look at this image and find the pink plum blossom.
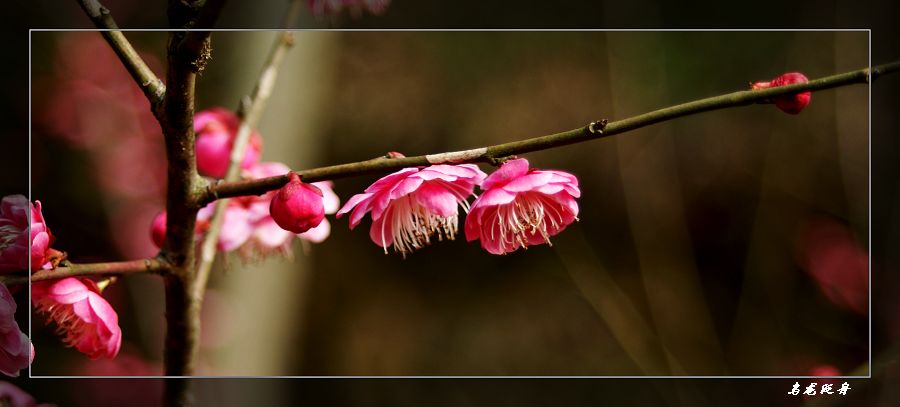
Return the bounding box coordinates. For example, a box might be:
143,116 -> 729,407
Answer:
0,285 -> 31,377
464,158 -> 580,255
270,173 -> 325,234
32,278 -> 121,359
337,164 -> 487,256
0,195 -> 57,272
751,72 -> 812,114
194,108 -> 263,178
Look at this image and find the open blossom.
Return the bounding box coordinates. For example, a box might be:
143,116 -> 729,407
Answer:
0,195 -> 57,273
465,158 -> 580,255
194,108 -> 263,178
32,278 -> 121,359
751,72 -> 811,114
0,285 -> 31,377
337,164 -> 487,255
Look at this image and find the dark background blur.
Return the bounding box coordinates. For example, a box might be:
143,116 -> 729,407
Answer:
5,0 -> 900,406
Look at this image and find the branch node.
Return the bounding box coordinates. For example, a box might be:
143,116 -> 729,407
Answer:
488,155 -> 514,166
587,119 -> 608,135
190,37 -> 213,73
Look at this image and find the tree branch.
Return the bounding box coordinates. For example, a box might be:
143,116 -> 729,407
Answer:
159,3 -> 221,403
194,29 -> 297,304
203,60 -> 900,203
75,0 -> 166,111
0,258 -> 168,286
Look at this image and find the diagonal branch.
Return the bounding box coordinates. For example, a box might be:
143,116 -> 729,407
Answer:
75,0 -> 166,111
202,60 -> 900,203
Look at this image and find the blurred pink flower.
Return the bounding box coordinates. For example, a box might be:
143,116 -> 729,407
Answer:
0,381 -> 51,407
0,195 -> 56,273
0,285 -> 31,377
194,108 -> 263,178
307,0 -> 390,16
337,164 -> 486,255
270,173 -> 325,234
234,163 -> 340,258
798,218 -> 868,315
32,278 -> 121,359
751,72 -> 811,114
465,158 -> 580,255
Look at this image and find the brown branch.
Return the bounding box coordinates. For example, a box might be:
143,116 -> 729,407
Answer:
203,60 -> 900,203
158,2 -> 222,404
194,29 -> 297,303
0,258 -> 167,286
75,0 -> 166,111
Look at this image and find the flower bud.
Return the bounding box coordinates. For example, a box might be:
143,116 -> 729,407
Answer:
194,108 -> 263,178
150,211 -> 167,249
269,173 -> 325,234
751,72 -> 811,114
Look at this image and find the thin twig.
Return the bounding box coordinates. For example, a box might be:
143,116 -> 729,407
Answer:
193,29 -> 297,303
203,60 -> 900,203
0,258 -> 168,286
75,0 -> 166,111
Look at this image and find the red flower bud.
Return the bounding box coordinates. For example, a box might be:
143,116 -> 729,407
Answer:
150,211 -> 167,249
269,173 -> 325,234
751,72 -> 811,114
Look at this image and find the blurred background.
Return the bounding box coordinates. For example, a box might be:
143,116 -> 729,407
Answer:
2,1 -> 898,404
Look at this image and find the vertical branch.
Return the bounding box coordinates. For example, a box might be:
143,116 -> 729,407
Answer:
159,0 -> 224,401
160,30 -> 203,406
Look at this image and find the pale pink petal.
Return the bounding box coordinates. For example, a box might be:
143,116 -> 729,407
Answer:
253,217 -> 295,248
312,181 -> 341,214
218,206 -> 253,251
299,217 -> 331,243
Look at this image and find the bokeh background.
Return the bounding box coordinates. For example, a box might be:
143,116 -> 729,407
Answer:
4,0 -> 900,405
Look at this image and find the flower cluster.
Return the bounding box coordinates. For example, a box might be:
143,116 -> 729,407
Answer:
338,158 -> 581,256
152,109 -> 341,259
0,194 -> 123,375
